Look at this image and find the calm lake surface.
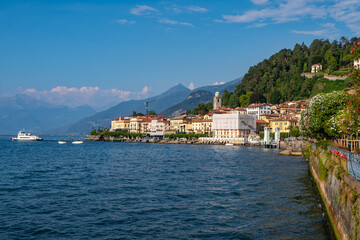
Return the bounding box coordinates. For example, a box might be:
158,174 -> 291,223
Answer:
0,136 -> 330,239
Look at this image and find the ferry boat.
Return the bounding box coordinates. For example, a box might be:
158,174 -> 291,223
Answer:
11,131 -> 43,141
72,141 -> 83,144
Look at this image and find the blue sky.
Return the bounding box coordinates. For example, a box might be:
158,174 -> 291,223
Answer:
0,0 -> 359,108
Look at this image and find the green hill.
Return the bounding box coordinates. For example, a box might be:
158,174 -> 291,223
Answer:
222,37 -> 357,107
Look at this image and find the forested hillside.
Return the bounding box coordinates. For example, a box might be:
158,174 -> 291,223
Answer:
220,37 -> 358,108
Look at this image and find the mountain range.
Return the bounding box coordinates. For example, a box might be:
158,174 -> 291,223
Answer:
0,94 -> 95,134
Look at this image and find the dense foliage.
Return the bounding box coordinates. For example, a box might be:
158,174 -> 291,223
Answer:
222,37 -> 356,107
300,38 -> 360,140
90,128 -> 145,138
186,102 -> 213,115
300,91 -> 348,139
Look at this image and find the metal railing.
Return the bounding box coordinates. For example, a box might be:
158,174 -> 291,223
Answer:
327,145 -> 360,181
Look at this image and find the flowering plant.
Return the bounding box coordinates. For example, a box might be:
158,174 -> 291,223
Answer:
329,149 -> 347,160
351,37 -> 360,60
300,91 -> 348,139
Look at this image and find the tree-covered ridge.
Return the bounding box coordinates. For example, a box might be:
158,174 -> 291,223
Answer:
221,37 -> 358,107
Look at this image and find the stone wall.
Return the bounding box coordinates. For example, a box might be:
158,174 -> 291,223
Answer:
308,145 -> 360,239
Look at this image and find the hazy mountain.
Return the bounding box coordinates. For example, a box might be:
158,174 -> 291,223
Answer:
53,84 -> 191,135
193,77 -> 242,94
0,94 -> 96,135
160,77 -> 243,117
46,78 -> 243,135
160,90 -> 213,117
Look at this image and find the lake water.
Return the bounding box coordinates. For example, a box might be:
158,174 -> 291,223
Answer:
0,136 -> 331,239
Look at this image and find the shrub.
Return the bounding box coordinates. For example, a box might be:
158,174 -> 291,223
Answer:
334,165 -> 345,180
316,140 -> 329,150
318,159 -> 328,181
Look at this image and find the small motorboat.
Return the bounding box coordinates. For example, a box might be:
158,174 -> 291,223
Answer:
225,142 -> 234,146
72,141 -> 83,144
58,141 -> 66,144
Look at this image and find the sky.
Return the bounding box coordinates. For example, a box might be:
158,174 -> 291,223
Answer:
0,0 -> 359,109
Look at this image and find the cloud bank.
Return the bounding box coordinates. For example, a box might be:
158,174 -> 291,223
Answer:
21,86 -> 151,109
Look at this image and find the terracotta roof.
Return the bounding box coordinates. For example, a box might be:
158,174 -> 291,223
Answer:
256,120 -> 268,124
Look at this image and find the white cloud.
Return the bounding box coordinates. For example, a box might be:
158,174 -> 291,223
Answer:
328,0 -> 360,35
188,82 -> 195,90
116,19 -> 136,25
159,18 -> 194,27
130,5 -> 157,16
217,0 -> 360,35
292,23 -> 340,39
220,0 -> 326,25
186,6 -> 208,13
21,86 -> 151,108
251,0 -> 269,5
213,81 -> 226,85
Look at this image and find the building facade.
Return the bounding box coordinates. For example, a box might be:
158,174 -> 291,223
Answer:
212,113 -> 256,138
246,103 -> 271,120
355,59 -> 360,69
311,63 -> 323,73
111,117 -> 131,131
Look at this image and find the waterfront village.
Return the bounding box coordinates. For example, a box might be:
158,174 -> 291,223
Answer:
103,91 -> 307,145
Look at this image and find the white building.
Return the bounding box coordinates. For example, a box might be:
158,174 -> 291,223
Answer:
311,63 -> 322,73
212,113 -> 256,138
355,59 -> 360,69
246,103 -> 271,120
149,118 -> 170,137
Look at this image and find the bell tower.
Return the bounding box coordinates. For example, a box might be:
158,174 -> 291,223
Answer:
213,91 -> 222,110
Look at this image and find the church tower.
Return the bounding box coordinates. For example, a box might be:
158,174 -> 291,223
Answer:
213,91 -> 222,110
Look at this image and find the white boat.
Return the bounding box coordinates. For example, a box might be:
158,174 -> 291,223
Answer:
72,141 -> 83,144
12,131 -> 43,141
58,141 -> 66,144
225,142 -> 234,146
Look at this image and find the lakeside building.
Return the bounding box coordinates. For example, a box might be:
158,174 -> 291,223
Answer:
355,59 -> 360,69
179,119 -> 193,133
170,114 -> 188,133
110,117 -> 131,131
246,103 -> 271,120
192,119 -> 213,134
149,118 -> 170,137
269,118 -> 299,133
212,112 -> 256,138
311,63 -> 322,73
256,119 -> 269,134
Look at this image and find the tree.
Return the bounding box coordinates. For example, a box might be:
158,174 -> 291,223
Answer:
228,95 -> 239,108
269,89 -> 282,104
186,109 -> 192,115
249,92 -> 266,104
133,111 -> 144,116
328,56 -> 338,70
192,103 -> 208,115
205,102 -> 213,111
148,110 -> 157,115
222,90 -> 231,106
239,91 -> 253,107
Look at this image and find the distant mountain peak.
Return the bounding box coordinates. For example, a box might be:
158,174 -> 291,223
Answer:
166,83 -> 189,92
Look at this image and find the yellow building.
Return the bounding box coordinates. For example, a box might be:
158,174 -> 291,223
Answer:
111,117 -> 131,131
269,118 -> 298,133
192,119 -> 212,134
170,114 -> 188,133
